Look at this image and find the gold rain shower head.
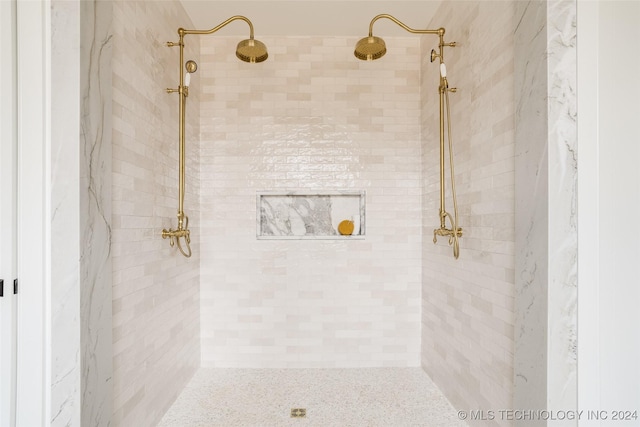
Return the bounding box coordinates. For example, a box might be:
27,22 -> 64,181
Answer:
236,38 -> 269,63
354,36 -> 387,61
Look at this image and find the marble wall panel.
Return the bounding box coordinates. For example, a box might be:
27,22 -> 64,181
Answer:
514,1 -> 577,424
545,1 -> 577,418
51,1 -> 82,425
80,1 -> 113,425
514,0 -> 549,420
50,1 -> 114,425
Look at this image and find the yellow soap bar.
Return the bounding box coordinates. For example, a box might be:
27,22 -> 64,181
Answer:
338,220 -> 355,236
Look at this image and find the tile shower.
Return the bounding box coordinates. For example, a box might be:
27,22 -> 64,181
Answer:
103,0 -> 564,425
198,34 -> 422,369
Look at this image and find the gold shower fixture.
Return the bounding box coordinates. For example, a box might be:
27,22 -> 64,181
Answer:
355,14 -> 463,259
163,16 -> 268,257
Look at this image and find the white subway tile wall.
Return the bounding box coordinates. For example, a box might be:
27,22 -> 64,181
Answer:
199,36 -> 423,368
111,1 -> 200,426
109,2 -> 517,421
421,2 -> 516,424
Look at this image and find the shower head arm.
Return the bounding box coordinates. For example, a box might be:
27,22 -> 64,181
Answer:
367,14 -> 443,38
179,15 -> 255,39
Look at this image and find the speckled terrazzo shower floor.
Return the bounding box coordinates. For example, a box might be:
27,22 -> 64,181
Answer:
157,368 -> 468,427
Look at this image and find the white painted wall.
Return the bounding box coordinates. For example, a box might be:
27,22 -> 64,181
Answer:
595,6 -> 640,414
0,1 -> 18,426
14,0 -> 51,425
578,1 -> 640,423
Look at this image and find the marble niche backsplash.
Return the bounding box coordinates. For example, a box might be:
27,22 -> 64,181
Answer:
257,192 -> 365,239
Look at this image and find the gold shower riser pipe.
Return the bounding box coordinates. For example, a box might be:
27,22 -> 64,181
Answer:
354,13 -> 463,258
439,79 -> 446,229
162,15 -> 268,258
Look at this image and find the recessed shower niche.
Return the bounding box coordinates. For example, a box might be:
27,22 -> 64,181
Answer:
257,191 -> 365,239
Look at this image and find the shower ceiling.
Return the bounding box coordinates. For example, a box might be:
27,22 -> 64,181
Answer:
180,0 -> 442,36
